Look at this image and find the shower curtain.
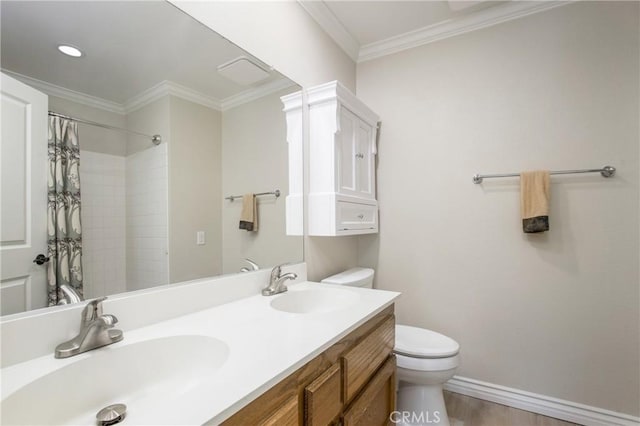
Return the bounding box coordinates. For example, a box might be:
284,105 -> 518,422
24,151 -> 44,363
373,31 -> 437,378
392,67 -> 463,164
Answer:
47,116 -> 83,306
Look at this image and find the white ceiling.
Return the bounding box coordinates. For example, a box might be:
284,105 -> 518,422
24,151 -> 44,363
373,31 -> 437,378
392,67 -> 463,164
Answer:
300,0 -> 569,62
0,1 -> 290,106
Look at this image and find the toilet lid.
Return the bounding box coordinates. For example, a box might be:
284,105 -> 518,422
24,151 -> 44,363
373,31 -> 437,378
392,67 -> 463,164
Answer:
395,325 -> 460,358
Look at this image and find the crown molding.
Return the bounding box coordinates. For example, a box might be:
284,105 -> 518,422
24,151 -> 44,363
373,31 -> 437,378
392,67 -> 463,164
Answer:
220,78 -> 297,111
358,1 -> 573,63
124,80 -> 222,113
306,80 -> 379,126
2,69 -> 126,114
3,68 -> 295,116
297,0 -> 360,62
280,90 -> 303,113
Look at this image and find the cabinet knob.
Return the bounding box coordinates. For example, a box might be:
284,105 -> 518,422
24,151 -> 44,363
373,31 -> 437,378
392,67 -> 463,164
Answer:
355,153 -> 364,159
357,214 -> 364,220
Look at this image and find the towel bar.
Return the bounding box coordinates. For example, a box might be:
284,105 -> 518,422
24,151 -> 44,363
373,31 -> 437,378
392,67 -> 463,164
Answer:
472,166 -> 615,184
225,190 -> 281,201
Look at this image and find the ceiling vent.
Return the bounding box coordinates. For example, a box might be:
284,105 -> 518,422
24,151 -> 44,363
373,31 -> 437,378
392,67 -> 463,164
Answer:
217,56 -> 271,86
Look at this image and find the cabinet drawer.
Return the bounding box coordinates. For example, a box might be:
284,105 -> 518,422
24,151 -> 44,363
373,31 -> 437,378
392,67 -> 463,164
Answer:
342,356 -> 396,426
337,201 -> 377,231
305,363 -> 342,426
342,315 -> 395,403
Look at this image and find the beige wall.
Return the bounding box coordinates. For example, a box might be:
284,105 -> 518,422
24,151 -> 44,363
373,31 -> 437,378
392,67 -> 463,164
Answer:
168,96 -> 222,283
126,96 -> 170,156
221,89 -> 303,273
357,1 -> 639,415
48,96 -> 127,156
305,236 -> 360,282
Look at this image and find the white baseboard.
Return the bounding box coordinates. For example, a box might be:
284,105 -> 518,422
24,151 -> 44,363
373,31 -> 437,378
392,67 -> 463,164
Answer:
444,376 -> 640,426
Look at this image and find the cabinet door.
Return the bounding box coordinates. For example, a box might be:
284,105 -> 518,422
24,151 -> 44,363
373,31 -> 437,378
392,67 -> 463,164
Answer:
337,107 -> 376,201
262,397 -> 298,426
337,107 -> 358,197
342,356 -> 396,426
355,120 -> 375,200
305,363 -> 342,426
342,315 -> 394,403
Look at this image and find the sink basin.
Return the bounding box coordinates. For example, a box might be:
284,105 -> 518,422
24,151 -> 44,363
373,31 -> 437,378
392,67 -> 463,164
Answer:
1,335 -> 228,425
270,287 -> 361,314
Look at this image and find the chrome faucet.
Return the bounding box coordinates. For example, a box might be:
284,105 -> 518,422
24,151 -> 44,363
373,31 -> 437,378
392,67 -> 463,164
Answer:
262,264 -> 297,296
55,297 -> 123,359
240,258 -> 260,272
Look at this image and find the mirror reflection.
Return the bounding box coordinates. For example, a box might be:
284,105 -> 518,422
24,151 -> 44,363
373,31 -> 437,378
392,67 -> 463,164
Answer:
0,1 -> 303,316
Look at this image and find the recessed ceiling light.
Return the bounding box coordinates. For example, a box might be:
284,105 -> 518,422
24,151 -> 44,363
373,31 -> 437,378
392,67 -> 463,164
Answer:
57,45 -> 83,58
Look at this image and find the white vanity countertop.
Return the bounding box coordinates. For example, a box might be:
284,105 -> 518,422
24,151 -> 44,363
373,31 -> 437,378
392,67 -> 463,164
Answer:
1,281 -> 399,425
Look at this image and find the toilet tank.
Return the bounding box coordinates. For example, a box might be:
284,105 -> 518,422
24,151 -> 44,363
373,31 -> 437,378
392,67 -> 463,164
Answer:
321,267 -> 374,289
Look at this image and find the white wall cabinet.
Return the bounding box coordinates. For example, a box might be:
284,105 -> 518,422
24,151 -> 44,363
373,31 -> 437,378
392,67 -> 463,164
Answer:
282,81 -> 380,236
307,81 -> 380,236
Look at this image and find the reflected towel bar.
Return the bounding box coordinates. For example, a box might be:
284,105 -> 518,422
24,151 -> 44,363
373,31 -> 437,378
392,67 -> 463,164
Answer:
225,190 -> 281,201
472,165 -> 616,184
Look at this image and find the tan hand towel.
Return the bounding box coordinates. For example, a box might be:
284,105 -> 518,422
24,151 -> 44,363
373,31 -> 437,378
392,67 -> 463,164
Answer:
520,171 -> 550,233
239,194 -> 258,231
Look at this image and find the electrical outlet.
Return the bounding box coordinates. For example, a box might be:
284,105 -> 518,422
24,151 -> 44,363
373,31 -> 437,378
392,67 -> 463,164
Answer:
196,231 -> 205,245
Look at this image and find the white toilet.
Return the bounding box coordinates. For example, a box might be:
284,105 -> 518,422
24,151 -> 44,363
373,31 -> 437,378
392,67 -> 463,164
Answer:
322,268 -> 460,426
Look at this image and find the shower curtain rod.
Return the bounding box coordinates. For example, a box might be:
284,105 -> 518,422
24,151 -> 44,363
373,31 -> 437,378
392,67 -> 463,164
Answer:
48,111 -> 162,145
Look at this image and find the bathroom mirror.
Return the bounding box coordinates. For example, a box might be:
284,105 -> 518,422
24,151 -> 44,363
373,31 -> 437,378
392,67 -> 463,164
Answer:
0,0 -> 303,316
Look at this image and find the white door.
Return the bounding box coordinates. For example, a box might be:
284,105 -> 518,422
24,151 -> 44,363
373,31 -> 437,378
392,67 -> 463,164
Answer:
1,72 -> 48,315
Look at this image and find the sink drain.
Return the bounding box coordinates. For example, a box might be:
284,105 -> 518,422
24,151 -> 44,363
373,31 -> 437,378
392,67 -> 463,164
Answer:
96,403 -> 127,426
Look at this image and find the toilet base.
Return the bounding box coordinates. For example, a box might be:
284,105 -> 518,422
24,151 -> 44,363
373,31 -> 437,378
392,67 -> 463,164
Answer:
395,381 -> 450,426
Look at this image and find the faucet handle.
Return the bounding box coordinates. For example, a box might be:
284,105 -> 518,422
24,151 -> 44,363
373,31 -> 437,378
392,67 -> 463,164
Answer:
81,297 -> 107,323
270,262 -> 292,276
270,264 -> 282,280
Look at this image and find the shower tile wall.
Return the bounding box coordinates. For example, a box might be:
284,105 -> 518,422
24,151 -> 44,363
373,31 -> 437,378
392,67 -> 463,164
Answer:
79,150 -> 127,298
126,144 -> 169,290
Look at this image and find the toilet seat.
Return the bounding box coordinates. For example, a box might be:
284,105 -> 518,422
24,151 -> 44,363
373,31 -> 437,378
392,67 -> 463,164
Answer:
396,352 -> 460,372
395,325 -> 460,359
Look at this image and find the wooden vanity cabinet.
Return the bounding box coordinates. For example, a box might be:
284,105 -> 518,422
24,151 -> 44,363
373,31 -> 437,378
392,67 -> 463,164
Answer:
342,356 -> 396,426
221,305 -> 396,426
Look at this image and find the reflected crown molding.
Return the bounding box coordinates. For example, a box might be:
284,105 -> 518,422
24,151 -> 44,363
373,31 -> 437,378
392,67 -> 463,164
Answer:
1,69 -> 125,114
123,80 -> 222,113
2,69 -> 293,116
221,79 -> 297,111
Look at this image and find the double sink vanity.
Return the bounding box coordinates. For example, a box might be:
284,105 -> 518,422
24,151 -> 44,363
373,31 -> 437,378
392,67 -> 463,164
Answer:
1,264 -> 399,425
